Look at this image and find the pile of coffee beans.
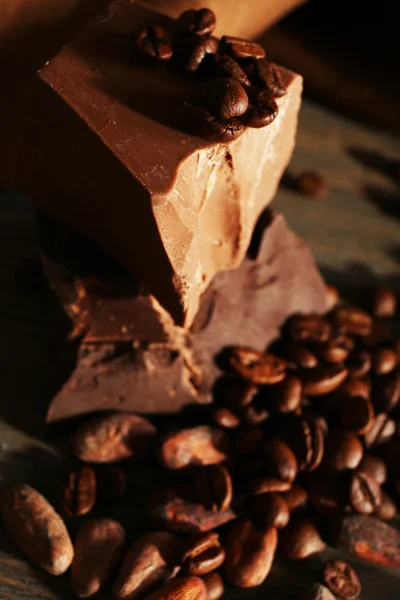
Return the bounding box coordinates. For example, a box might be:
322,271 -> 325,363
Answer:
132,8 -> 286,142
2,282 -> 400,599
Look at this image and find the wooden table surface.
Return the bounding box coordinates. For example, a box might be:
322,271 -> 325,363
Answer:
0,98 -> 400,599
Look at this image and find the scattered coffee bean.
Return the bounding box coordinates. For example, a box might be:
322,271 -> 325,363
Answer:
287,314 -> 331,344
302,365 -> 348,396
228,347 -> 286,385
366,285 -> 397,318
251,492 -> 290,529
132,26 -> 172,63
280,485 -> 309,514
205,78 -> 249,121
183,102 -> 245,142
295,171 -> 328,199
248,58 -> 287,97
183,532 -> 225,576
340,394 -> 374,435
288,416 -> 324,472
70,413 -> 156,463
371,347 -> 398,375
322,560 -> 361,600
223,379 -> 258,409
159,426 -> 229,469
211,406 -> 240,429
299,583 -> 336,600
315,342 -> 348,365
220,35 -> 266,60
279,519 -> 326,560
194,465 -> 233,512
177,8 -> 216,36
358,453 -> 387,485
224,520 -> 277,587
364,413 -> 395,447
326,285 -> 340,310
332,306 -> 373,337
71,518 -> 125,598
349,470 -> 381,515
346,348 -> 371,379
340,378 -> 370,399
322,430 -> 363,471
212,55 -> 251,86
0,484 -> 74,575
262,438 -> 298,482
176,36 -> 219,72
269,375 -> 302,413
374,490 -> 397,521
280,341 -> 318,369
240,403 -> 270,425
241,90 -> 279,128
249,476 -> 292,495
59,464 -> 96,517
142,576 -> 207,600
201,572 -> 224,600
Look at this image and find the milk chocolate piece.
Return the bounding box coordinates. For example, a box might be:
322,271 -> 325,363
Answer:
45,210 -> 329,422
15,2 -> 303,327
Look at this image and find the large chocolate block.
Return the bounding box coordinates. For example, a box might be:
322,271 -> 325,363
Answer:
15,1 -> 303,327
44,210 -> 329,422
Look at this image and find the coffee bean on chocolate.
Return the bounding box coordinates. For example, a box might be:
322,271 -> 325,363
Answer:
212,55 -> 251,86
331,306 -> 373,337
194,465 -> 233,512
349,470 -> 381,515
177,8 -> 216,36
340,394 -> 374,435
302,365 -> 348,397
183,532 -> 225,576
182,102 -> 245,142
0,484 -> 74,575
220,35 -> 266,60
346,348 -> 371,379
141,576 -> 207,600
270,375 -> 302,413
228,347 -> 286,385
323,560 -> 361,600
248,476 -> 292,495
364,413 -> 395,448
224,520 -> 277,587
300,583 -> 336,600
248,58 -> 287,97
287,314 -> 331,344
366,285 -> 397,318
280,342 -> 318,369
159,426 -> 229,469
288,415 -> 325,472
371,369 -> 400,413
280,484 -> 309,514
322,430 -> 363,471
241,90 -> 279,128
59,464 -> 97,517
211,406 -> 240,429
132,26 -> 173,63
262,438 -> 298,482
201,572 -> 224,600
251,492 -> 290,529
71,413 -> 157,463
374,490 -> 397,521
176,36 -> 219,72
371,347 -> 398,375
359,453 -> 387,485
295,171 -> 328,199
205,78 -> 249,121
279,519 -> 326,560
96,465 -> 127,500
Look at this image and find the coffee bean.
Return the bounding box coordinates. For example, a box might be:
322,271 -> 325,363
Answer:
228,347 -> 286,385
295,171 -> 328,199
176,36 -> 218,72
224,520 -> 277,587
279,519 -> 326,560
248,58 -> 287,97
223,379 -> 258,408
308,474 -> 347,515
183,102 -> 245,142
142,576 -> 207,600
371,369 -> 400,412
349,470 -> 381,515
240,403 -> 270,425
315,342 -> 348,365
364,413 -> 395,447
340,394 -> 374,435
262,438 -> 298,482
332,306 -> 373,337
326,285 -> 340,310
374,490 -> 397,521
322,430 -> 363,471
322,560 -> 361,600
280,342 -> 318,369
287,314 -> 331,344
132,26 -> 172,63
234,426 -> 263,455
300,583 -> 336,600
366,285 -> 397,318
371,347 -> 398,374
211,406 -> 240,429
302,365 -> 348,396
177,8 -> 216,36
251,492 -> 290,529
0,484 -> 74,575
288,416 -> 325,472
241,90 -> 279,128
340,378 -> 370,399
71,413 -> 156,463
159,426 -> 229,469
269,376 -> 302,413
59,465 -> 96,517
248,476 -> 292,495
220,35 -> 266,60
332,514 -> 400,566
113,531 -> 184,600
194,465 -> 232,512
96,465 -> 127,500
346,348 -> 371,379
212,55 -> 251,86
71,519 -> 125,598
205,78 -> 249,121
201,572 -> 224,600
280,485 -> 308,514
359,453 -> 387,485
183,532 -> 225,576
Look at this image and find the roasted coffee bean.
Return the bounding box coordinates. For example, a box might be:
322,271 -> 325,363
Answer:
366,285 -> 397,318
159,426 -> 229,469
302,365 -> 348,396
0,484 -> 74,575
241,90 -> 278,128
177,8 -> 216,36
349,471 -> 381,515
71,519 -> 125,598
228,347 -> 286,385
333,514 -> 400,566
220,35 -> 266,60
234,426 -> 263,455
300,583 -> 336,600
371,369 -> 400,413
269,375 -> 302,414
332,307 -> 372,337
308,474 -> 347,515
359,454 -> 387,485
346,348 -> 371,379
248,476 -> 292,495
71,413 -> 156,463
151,491 -> 236,533
212,55 -> 251,86
322,560 -> 361,600
223,379 -> 258,408
177,36 -> 219,72
240,403 -> 270,425
371,347 -> 398,375
205,78 -> 249,121
194,465 -> 232,512
183,532 -> 225,576
340,378 -> 370,399
288,416 -> 324,472
315,343 -> 348,365
183,102 -> 245,142
262,438 -> 298,482
211,406 -> 240,429
280,342 -> 318,369
280,485 -> 308,514
96,465 -> 127,500
340,394 -> 374,435
287,314 -> 331,344
364,413 -> 395,447
142,576 -> 207,600
295,171 -> 328,199
132,26 -> 172,63
326,285 -> 340,310
248,58 -> 286,97
251,493 -> 290,529
279,519 -> 326,560
374,490 -> 397,521
322,430 -> 363,471
201,572 -> 224,600
224,520 -> 277,587
113,531 -> 184,600
59,465 -> 96,517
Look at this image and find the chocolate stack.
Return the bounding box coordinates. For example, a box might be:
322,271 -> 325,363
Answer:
13,1 -> 329,421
